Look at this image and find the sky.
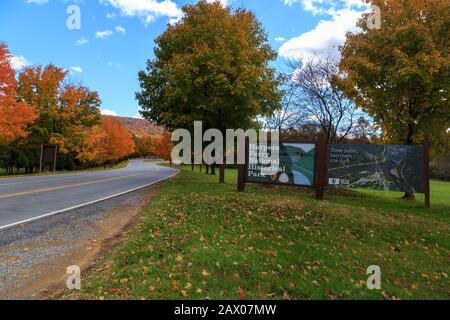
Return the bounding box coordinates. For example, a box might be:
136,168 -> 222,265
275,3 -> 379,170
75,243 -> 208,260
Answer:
0,0 -> 369,118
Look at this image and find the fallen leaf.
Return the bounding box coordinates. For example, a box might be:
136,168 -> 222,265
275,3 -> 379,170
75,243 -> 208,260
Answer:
237,286 -> 246,299
201,269 -> 210,276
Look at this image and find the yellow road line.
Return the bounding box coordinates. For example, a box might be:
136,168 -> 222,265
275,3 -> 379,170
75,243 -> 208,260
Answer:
0,174 -> 94,187
0,173 -> 142,199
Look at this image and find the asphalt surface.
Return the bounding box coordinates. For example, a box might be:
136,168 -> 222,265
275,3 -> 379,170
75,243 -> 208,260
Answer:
0,160 -> 178,230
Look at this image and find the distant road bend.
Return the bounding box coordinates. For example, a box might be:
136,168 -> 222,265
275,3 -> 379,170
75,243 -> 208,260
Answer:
0,160 -> 178,231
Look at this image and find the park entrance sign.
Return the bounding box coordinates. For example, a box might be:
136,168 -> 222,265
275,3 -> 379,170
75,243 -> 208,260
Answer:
246,142 -> 316,186
238,134 -> 430,208
328,144 -> 424,193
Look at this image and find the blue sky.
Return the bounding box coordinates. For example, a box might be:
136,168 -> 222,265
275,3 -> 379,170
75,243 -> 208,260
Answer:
0,0 -> 368,117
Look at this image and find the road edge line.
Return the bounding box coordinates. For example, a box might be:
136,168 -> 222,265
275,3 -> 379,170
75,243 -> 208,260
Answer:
0,169 -> 179,231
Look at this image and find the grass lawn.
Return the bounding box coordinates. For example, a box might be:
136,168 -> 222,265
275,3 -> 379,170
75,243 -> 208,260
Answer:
68,166 -> 450,300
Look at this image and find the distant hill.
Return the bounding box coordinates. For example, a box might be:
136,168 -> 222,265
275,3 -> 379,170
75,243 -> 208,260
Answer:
114,116 -> 164,138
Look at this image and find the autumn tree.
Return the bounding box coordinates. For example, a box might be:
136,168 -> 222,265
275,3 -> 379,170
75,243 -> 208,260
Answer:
135,135 -> 155,158
137,0 -> 282,182
78,116 -> 135,165
16,65 -> 101,159
0,43 -> 36,145
153,132 -> 173,165
76,125 -> 108,164
338,0 -> 449,199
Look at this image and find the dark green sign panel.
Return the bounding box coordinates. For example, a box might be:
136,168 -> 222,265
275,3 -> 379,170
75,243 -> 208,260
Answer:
247,142 -> 316,186
328,144 -> 423,193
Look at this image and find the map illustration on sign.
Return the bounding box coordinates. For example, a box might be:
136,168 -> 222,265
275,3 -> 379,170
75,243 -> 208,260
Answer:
247,142 -> 316,186
328,144 -> 423,193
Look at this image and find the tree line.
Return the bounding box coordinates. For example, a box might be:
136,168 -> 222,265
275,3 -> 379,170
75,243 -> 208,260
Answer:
137,0 -> 449,195
0,43 -> 139,174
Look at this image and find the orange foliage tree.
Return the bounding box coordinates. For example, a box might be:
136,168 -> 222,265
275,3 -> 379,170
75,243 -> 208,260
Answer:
153,132 -> 172,164
0,43 -> 36,145
135,135 -> 155,158
78,116 -> 135,165
16,64 -> 101,154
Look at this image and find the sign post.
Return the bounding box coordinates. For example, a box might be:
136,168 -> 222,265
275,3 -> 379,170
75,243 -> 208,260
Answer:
237,138 -> 248,192
422,136 -> 430,209
39,144 -> 44,174
315,133 -> 328,200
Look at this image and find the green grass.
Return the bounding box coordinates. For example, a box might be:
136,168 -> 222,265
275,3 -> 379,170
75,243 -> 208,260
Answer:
0,160 -> 129,178
68,166 -> 450,300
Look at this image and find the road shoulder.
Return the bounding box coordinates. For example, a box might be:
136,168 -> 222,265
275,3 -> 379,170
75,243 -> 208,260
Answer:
0,184 -> 160,299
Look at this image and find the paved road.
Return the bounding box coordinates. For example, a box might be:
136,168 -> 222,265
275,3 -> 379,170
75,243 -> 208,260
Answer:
0,160 -> 178,230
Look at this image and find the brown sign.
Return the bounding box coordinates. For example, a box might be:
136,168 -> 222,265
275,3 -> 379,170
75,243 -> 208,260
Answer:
40,144 -> 58,172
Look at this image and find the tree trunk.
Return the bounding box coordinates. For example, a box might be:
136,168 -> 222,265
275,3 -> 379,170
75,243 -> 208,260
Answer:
403,123 -> 416,201
219,164 -> 225,183
210,165 -> 216,175
402,192 -> 415,200
205,165 -> 209,174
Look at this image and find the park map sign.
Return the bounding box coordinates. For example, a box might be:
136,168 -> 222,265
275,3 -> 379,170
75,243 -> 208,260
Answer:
327,144 -> 424,193
239,137 -> 429,207
246,142 -> 316,186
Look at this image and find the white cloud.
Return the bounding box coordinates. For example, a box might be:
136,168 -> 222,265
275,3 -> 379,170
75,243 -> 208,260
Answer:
26,0 -> 49,4
279,5 -> 368,60
282,0 -> 367,15
95,30 -> 113,39
100,0 -> 183,25
115,26 -> 126,34
70,66 -> 83,73
10,55 -> 31,70
101,109 -> 118,116
275,37 -> 286,42
106,13 -> 116,19
76,37 -> 89,46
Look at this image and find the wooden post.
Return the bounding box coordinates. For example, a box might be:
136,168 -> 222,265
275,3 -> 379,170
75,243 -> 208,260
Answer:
219,165 -> 225,183
53,145 -> 58,173
237,138 -> 248,192
422,135 -> 430,209
39,144 -> 44,173
315,132 -> 328,200
237,164 -> 245,192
